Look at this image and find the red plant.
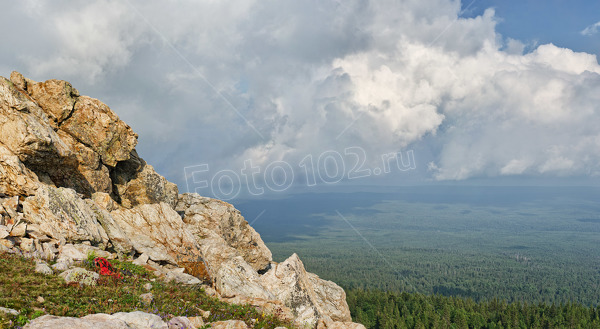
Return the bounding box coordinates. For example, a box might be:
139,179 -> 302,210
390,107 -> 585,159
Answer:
94,257 -> 122,279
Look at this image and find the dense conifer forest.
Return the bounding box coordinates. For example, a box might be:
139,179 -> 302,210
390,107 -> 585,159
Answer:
346,290 -> 600,329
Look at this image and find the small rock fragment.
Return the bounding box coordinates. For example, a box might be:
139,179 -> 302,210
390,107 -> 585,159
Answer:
139,292 -> 153,306
59,267 -> 99,286
35,262 -> 54,275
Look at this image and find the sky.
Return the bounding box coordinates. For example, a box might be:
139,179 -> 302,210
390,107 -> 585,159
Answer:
1,0 -> 599,199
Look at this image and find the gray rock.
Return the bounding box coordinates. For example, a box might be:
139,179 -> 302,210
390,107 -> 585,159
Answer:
109,203 -> 202,265
20,237 -> 35,252
165,270 -> 202,285
0,225 -> 8,239
0,306 -> 19,316
176,193 -> 272,272
35,261 -> 54,275
59,267 -> 99,286
0,243 -> 10,253
209,320 -> 248,329
23,314 -> 131,329
0,236 -> 15,249
42,242 -> 58,261
132,253 -> 149,266
111,311 -> 168,329
9,222 -> 26,237
139,292 -> 153,306
111,157 -> 179,209
22,186 -> 110,246
260,254 -> 351,327
168,316 -> 197,329
143,282 -> 152,291
52,260 -> 71,272
59,244 -> 87,262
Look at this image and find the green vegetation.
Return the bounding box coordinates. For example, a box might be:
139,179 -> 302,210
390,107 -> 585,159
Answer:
262,198 -> 600,306
242,188 -> 600,328
0,252 -> 293,329
346,289 -> 600,329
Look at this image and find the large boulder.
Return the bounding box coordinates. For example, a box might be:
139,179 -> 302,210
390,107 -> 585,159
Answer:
176,193 -> 272,271
109,202 -> 202,265
260,254 -> 352,327
200,235 -> 274,299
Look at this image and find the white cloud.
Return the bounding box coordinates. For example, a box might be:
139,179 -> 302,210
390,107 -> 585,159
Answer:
581,21 -> 600,36
4,0 -> 600,186
21,1 -> 147,81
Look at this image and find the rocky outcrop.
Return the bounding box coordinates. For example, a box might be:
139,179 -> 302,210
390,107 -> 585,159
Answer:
109,202 -> 202,264
111,151 -> 179,209
0,72 -> 359,328
22,185 -> 111,247
176,193 -> 272,272
260,254 -> 352,327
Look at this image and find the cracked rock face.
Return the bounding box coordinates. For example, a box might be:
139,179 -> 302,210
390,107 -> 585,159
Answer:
0,72 -> 356,328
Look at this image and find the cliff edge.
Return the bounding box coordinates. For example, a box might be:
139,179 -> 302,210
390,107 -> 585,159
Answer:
0,72 -> 361,329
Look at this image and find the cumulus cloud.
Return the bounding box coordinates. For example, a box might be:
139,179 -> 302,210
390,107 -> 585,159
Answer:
19,1 -> 147,81
581,21 -> 600,36
3,0 -> 600,187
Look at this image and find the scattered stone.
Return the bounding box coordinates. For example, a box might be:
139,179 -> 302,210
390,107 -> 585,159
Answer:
71,243 -> 114,260
26,224 -> 53,242
51,260 -> 71,272
42,242 -> 58,261
37,296 -> 45,303
0,306 -> 19,316
20,237 -> 35,252
59,244 -> 87,261
23,313 -> 131,329
143,282 -> 152,291
0,225 -> 8,239
111,311 -> 168,329
9,222 -> 26,237
209,320 -> 249,329
203,285 -> 218,297
0,243 -> 10,253
317,318 -> 367,329
59,267 -> 99,286
1,196 -> 19,219
187,316 -> 205,328
35,261 -> 54,275
133,253 -> 149,266
165,270 -> 202,285
168,316 -> 198,329
197,308 -> 211,319
0,237 -> 15,249
139,292 -> 153,306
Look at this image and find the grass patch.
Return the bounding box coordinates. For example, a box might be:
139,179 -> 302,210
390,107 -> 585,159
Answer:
0,252 -> 293,329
